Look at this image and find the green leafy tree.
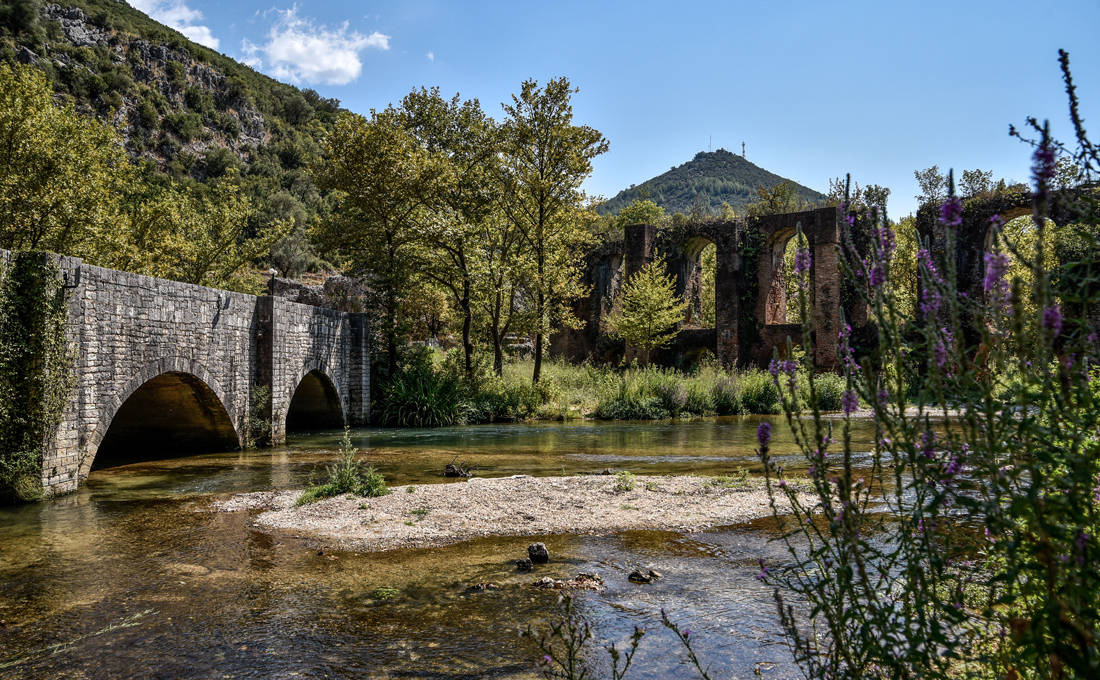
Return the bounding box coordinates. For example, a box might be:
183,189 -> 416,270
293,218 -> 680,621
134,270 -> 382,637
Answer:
615,198 -> 665,228
745,181 -> 808,218
498,77 -> 608,382
313,109 -> 446,371
960,168 -> 994,196
401,87 -> 500,379
0,63 -> 130,256
914,165 -> 948,205
107,172 -> 285,291
474,210 -> 531,375
606,254 -> 688,365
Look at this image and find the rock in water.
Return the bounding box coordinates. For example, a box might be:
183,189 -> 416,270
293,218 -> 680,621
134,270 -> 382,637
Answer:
515,558 -> 534,572
628,568 -> 663,584
528,542 -> 550,563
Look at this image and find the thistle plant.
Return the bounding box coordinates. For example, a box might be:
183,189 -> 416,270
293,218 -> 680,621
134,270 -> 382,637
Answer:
757,52 -> 1100,680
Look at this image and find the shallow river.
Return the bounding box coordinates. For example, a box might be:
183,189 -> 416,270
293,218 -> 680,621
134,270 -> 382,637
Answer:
0,417 -> 878,679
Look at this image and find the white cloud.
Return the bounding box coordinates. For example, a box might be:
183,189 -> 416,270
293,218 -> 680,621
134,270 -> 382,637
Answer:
129,0 -> 220,50
426,51 -> 434,62
242,7 -> 389,86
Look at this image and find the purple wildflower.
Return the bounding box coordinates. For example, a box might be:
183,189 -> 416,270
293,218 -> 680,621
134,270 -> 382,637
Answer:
1042,304 -> 1062,336
983,252 -> 1010,294
794,247 -> 812,276
876,225 -> 897,258
756,559 -> 770,581
989,214 -> 1005,229
876,387 -> 889,407
934,339 -> 948,368
841,389 -> 859,415
939,196 -> 963,227
869,264 -> 885,288
1032,142 -> 1057,187
757,421 -> 772,448
920,431 -> 936,459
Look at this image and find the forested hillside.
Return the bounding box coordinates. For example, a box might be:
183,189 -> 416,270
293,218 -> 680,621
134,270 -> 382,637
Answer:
0,0 -> 337,277
600,148 -> 825,215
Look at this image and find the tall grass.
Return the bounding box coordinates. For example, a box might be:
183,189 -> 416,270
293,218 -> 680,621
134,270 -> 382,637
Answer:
377,349 -> 851,426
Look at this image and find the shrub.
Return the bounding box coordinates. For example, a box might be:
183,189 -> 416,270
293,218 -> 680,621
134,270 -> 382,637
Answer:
710,376 -> 743,415
297,428 -> 388,505
613,471 -> 635,492
808,372 -> 845,411
379,352 -> 467,427
164,112 -> 202,142
739,369 -> 780,414
684,382 -> 714,415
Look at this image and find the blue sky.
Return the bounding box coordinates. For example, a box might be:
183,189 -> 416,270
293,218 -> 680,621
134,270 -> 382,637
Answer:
131,0 -> 1100,217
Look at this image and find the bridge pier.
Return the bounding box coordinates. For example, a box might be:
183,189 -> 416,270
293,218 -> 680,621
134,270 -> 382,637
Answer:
0,249 -> 370,499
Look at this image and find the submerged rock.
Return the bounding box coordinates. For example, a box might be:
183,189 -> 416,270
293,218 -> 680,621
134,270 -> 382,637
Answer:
628,568 -> 662,584
532,572 -> 604,591
528,542 -> 550,563
465,582 -> 501,593
515,558 -> 534,572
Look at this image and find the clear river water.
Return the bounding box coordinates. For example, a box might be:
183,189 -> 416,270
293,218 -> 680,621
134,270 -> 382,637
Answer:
0,416 -> 880,679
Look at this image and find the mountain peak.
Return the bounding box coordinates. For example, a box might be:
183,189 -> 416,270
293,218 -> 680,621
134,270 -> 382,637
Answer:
600,148 -> 825,215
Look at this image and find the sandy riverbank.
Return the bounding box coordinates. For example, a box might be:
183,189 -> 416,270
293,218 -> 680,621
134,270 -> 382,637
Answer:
214,474 -> 809,553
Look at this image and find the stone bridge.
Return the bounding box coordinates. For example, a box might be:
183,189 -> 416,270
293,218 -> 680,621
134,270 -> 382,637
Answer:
0,249 -> 370,498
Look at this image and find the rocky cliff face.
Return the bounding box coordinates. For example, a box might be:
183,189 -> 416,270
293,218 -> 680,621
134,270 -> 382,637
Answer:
22,3 -> 268,167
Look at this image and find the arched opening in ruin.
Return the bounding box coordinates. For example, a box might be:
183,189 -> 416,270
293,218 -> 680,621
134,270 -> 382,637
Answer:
683,236 -> 717,328
93,372 -> 240,470
286,370 -> 344,432
763,230 -> 810,326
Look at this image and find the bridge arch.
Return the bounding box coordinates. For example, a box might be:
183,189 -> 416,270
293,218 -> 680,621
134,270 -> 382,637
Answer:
284,362 -> 347,433
83,357 -> 242,474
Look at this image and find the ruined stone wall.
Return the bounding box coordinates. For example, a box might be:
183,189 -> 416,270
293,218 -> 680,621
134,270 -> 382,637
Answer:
552,207 -> 852,370
0,249 -> 370,497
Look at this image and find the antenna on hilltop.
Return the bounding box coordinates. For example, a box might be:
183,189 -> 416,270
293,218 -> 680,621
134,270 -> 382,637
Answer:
742,141 -> 746,158
708,135 -> 712,152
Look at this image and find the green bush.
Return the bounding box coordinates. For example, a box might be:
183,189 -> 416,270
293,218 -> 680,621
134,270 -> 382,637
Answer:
379,352 -> 467,427
740,369 -> 780,414
710,376 -> 743,415
297,428 -> 388,505
164,112 -> 202,142
809,372 -> 845,411
614,470 -> 636,492
684,382 -> 714,415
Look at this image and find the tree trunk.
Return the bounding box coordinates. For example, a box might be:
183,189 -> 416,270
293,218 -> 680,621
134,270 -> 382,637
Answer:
461,282 -> 473,380
492,334 -> 504,375
533,286 -> 544,383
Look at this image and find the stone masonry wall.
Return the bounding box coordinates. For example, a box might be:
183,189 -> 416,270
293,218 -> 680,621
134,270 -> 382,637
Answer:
0,249 -> 370,497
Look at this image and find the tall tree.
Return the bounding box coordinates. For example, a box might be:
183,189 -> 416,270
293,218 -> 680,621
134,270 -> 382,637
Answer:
913,165 -> 948,206
474,210 -> 530,375
400,87 -> 499,379
313,109 -> 447,371
498,77 -> 608,383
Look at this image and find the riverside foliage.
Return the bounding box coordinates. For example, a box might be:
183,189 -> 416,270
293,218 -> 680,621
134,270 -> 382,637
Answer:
375,348 -> 844,427
525,52 -> 1099,680
756,52 -> 1100,679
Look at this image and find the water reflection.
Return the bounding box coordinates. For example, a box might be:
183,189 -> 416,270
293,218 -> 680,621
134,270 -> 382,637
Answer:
0,416 -> 879,679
